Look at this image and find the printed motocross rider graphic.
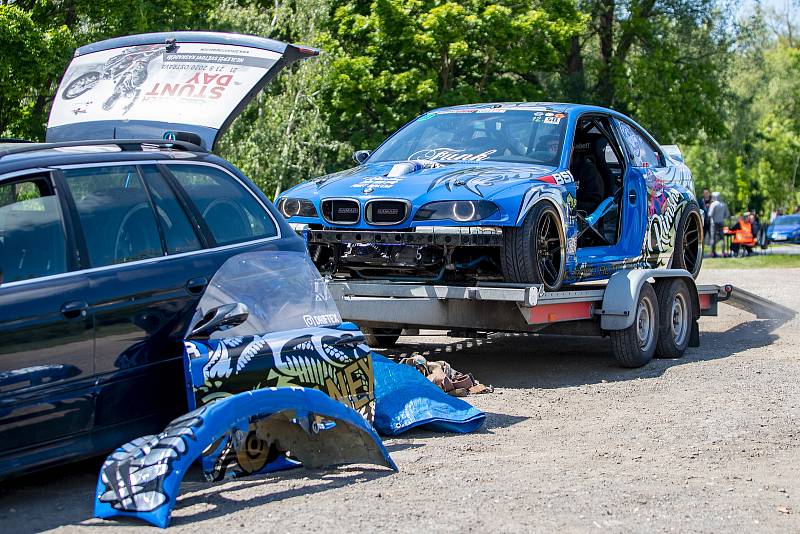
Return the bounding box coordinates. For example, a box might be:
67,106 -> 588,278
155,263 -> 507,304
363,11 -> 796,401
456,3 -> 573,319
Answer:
62,44 -> 165,114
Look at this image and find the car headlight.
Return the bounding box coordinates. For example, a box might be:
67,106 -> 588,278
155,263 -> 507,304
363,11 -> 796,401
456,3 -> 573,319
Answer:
278,198 -> 317,218
413,201 -> 498,222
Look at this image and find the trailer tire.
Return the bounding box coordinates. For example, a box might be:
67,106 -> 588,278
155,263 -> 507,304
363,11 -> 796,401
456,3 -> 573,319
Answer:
671,202 -> 703,278
502,202 -> 565,291
654,279 -> 692,359
610,283 -> 659,368
362,327 -> 402,348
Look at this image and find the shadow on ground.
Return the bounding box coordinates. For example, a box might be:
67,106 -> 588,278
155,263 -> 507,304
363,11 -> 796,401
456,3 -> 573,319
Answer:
376,318 -> 786,390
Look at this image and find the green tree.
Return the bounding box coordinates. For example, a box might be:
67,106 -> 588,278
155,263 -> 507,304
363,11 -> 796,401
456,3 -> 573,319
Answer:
324,0 -> 587,151
0,4 -> 73,138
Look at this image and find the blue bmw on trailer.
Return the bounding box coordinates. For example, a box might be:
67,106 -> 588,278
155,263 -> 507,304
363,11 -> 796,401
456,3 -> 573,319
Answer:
279,103 -> 704,291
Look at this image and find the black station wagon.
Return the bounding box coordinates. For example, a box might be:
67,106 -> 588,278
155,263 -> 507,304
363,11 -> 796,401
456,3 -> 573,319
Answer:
0,31 -> 317,479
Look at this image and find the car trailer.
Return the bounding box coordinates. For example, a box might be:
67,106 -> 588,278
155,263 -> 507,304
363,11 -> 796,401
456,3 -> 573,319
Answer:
328,269 -> 796,368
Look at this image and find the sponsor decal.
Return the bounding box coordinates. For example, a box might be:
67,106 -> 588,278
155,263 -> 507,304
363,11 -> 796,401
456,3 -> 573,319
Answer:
408,147 -> 496,162
303,313 -> 342,327
646,190 -> 685,254
351,176 -> 402,190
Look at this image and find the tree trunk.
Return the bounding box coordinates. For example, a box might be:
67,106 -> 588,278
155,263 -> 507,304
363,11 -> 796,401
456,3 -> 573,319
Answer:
595,0 -> 616,106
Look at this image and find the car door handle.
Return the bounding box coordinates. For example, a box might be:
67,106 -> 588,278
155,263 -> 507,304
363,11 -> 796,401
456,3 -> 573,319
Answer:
60,300 -> 88,319
186,277 -> 208,295
628,189 -> 637,205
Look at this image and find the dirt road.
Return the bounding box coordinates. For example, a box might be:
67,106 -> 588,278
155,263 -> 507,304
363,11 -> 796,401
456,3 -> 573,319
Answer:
2,268 -> 798,533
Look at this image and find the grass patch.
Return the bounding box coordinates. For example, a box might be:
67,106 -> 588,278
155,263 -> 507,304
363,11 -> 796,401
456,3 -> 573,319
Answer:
702,254 -> 800,269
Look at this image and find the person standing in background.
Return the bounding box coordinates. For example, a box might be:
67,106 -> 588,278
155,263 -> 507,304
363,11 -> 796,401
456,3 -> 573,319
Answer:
708,192 -> 730,257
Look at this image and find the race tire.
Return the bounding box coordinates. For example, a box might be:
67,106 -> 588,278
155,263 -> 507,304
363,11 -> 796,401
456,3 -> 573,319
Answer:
671,202 -> 703,278
610,283 -> 659,368
502,202 -> 565,291
63,71 -> 101,99
654,279 -> 692,359
362,327 -> 402,348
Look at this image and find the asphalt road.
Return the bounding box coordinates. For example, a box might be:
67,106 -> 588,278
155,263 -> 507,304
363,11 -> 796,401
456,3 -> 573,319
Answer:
1,268 -> 798,533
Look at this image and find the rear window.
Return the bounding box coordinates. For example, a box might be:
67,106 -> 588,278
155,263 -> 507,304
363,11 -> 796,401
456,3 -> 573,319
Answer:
0,176 -> 67,283
167,164 -> 278,246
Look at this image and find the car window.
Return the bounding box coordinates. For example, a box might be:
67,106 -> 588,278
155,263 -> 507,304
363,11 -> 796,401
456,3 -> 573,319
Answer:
369,109 -> 568,166
63,165 -> 163,267
0,176 -> 68,283
616,121 -> 663,168
139,165 -> 201,254
168,164 -> 278,246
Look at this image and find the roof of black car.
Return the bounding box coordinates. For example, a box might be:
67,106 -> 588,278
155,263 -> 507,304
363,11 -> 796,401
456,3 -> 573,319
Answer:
0,139 -> 221,176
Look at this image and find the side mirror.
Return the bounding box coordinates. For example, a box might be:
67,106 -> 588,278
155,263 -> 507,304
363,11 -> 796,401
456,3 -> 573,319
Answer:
353,150 -> 371,165
190,303 -> 249,338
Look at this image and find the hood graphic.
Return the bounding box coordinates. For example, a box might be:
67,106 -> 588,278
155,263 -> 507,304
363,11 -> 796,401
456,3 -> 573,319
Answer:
296,161 -> 556,200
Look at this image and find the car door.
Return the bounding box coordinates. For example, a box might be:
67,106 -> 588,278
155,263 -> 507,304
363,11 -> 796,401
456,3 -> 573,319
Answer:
611,118 -> 664,262
0,171 -> 95,463
57,163 -> 211,444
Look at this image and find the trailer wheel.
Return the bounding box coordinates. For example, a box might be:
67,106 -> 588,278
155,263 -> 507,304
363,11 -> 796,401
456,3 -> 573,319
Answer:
671,202 -> 703,278
362,327 -> 402,348
654,279 -> 692,358
502,202 -> 565,291
610,283 -> 659,367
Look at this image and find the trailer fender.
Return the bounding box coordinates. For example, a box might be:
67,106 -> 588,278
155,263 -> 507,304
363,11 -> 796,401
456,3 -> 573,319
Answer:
599,269 -> 699,331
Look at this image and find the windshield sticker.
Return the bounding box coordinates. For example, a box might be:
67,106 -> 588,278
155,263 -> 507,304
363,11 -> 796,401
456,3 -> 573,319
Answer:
433,108 -> 507,114
408,147 -> 496,162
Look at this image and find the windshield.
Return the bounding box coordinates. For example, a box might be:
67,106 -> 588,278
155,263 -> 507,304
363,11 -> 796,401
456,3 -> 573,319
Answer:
189,250 -> 341,338
369,108 -> 567,166
774,215 -> 800,225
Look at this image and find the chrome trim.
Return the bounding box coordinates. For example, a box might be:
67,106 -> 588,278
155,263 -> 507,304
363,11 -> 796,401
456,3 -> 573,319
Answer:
1,161 -> 284,290
0,168 -> 54,183
0,234 -> 286,290
364,198 -> 411,226
320,197 -> 360,225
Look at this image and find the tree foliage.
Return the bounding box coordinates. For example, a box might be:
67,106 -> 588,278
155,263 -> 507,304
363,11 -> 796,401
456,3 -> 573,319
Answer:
0,0 -> 795,214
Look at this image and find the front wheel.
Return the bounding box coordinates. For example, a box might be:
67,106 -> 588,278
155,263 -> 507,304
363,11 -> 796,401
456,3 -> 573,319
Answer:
671,202 -> 703,278
502,202 -> 565,291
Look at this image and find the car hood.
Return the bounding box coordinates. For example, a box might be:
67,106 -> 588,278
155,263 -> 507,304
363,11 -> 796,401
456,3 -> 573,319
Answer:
47,32 -> 318,150
284,160 -> 559,202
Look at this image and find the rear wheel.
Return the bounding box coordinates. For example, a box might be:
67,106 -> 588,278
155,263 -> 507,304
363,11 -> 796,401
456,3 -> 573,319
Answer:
671,202 -> 703,278
610,283 -> 659,368
654,279 -> 692,359
362,327 -> 402,348
502,203 -> 565,291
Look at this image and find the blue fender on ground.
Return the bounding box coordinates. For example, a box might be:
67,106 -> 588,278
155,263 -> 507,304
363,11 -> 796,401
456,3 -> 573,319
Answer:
93,387 -> 396,528
372,354 -> 486,436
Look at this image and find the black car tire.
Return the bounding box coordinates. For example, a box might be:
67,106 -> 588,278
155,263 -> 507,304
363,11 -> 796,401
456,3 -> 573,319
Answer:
362,327 -> 402,348
610,282 -> 659,368
671,202 -> 703,278
502,202 -> 565,291
654,279 -> 692,359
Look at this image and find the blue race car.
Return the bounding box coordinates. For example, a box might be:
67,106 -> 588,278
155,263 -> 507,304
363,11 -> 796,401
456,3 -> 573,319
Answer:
766,214 -> 800,244
278,103 -> 703,291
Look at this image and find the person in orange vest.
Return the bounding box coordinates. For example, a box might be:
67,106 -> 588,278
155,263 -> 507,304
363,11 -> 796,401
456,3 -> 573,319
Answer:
730,213 -> 756,256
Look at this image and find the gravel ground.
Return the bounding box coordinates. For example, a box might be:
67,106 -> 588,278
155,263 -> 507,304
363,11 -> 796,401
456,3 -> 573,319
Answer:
2,268 -> 798,533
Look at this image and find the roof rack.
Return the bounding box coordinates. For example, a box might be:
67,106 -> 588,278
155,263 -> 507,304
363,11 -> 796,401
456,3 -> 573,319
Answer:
0,139 -> 207,159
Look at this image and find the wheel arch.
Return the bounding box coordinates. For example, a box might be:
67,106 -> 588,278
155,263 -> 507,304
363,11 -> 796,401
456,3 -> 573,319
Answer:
600,269 -> 700,331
